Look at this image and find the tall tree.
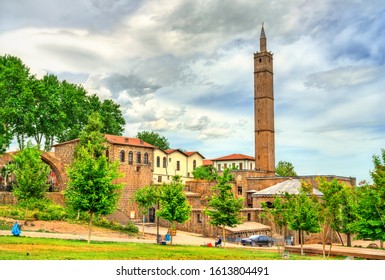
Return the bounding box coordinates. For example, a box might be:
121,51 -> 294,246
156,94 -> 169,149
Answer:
0,55 -> 34,150
136,131 -> 170,150
133,185 -> 159,237
318,178 -> 357,247
192,165 -> 218,181
285,183 -> 320,255
64,113 -> 123,243
205,169 -> 244,247
275,161 -> 298,177
9,142 -> 50,224
355,149 -> 385,248
157,176 -> 191,244
87,94 -> 125,136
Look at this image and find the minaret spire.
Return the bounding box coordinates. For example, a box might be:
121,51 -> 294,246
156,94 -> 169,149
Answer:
254,24 -> 275,174
260,23 -> 267,52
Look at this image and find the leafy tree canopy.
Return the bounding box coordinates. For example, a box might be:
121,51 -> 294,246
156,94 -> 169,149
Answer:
275,161 -> 298,177
9,142 -> 50,224
157,176 -> 191,229
136,131 -> 170,150
0,54 -> 125,151
192,165 -> 218,181
64,114 -> 123,243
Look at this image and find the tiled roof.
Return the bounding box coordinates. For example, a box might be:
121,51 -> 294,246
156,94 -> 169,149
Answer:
252,179 -> 323,197
211,153 -> 255,161
184,151 -> 205,159
203,159 -> 213,166
104,134 -> 154,148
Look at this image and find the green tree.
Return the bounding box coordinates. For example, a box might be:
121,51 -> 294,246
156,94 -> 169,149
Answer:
29,74 -> 66,151
205,169 -> 244,247
355,149 -> 385,248
318,178 -> 357,248
192,165 -> 218,181
64,114 -> 123,243
136,131 -> 170,150
87,94 -> 125,136
9,143 -> 50,224
157,176 -> 191,244
285,182 -> 320,255
275,161 -> 298,177
0,55 -> 34,150
133,185 -> 159,237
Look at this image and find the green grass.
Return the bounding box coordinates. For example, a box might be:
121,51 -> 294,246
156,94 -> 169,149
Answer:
0,236 -> 331,260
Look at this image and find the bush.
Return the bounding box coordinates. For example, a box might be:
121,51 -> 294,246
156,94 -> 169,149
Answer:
93,217 -> 139,235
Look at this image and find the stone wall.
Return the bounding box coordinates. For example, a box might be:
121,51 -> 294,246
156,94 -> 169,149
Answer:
108,144 -> 154,219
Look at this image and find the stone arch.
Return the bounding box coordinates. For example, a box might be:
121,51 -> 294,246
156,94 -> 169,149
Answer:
40,152 -> 66,191
0,151 -> 66,192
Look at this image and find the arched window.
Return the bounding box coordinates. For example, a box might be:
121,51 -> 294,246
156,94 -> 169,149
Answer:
163,157 -> 167,168
156,156 -> 160,167
136,152 -> 141,164
120,150 -> 125,162
193,160 -> 196,170
128,151 -> 133,165
144,152 -> 149,164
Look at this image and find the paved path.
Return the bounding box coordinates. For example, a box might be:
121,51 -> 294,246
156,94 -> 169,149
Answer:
285,244 -> 385,260
0,225 -> 245,248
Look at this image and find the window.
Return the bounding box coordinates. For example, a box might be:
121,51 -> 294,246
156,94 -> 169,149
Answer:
250,163 -> 253,170
197,213 -> 202,223
218,164 -> 221,171
232,163 -> 235,168
128,152 -> 133,165
224,163 -> 227,169
158,176 -> 162,183
247,213 -> 251,222
193,160 -> 196,170
136,152 -> 141,164
238,186 -> 243,195
163,157 -> 167,168
176,161 -> 180,171
120,150 -> 125,162
156,156 -> 160,167
239,163 -> 243,170
144,152 -> 149,164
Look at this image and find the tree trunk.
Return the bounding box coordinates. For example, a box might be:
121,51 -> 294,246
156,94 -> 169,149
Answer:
336,231 -> 344,246
300,230 -> 304,256
142,214 -> 145,237
346,232 -> 351,247
88,212 -> 94,244
222,226 -> 226,248
170,223 -> 174,245
24,200 -> 29,225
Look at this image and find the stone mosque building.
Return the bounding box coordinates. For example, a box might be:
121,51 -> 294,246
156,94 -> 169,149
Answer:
0,26 -> 355,240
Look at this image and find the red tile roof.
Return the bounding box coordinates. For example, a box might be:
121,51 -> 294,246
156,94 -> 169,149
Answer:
52,134 -> 154,148
211,153 -> 255,161
104,134 -> 154,148
203,159 -> 213,166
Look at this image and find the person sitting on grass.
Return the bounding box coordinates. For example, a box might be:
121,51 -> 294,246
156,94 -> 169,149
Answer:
11,221 -> 21,236
215,235 -> 222,247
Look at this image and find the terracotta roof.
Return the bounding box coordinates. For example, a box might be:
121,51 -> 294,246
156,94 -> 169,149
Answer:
104,134 -> 154,148
203,159 -> 213,166
252,179 -> 323,197
211,153 -> 255,161
184,151 -> 205,159
164,149 -> 185,155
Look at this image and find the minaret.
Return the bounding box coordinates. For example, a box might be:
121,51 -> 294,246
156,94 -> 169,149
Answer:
254,24 -> 275,174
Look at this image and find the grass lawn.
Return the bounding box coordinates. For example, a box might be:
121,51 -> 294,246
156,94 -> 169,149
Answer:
0,236 -> 333,260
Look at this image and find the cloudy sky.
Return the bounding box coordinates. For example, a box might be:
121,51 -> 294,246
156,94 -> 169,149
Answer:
1,0 -> 384,183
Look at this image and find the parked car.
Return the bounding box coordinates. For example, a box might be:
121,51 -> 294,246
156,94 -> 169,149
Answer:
241,235 -> 274,247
